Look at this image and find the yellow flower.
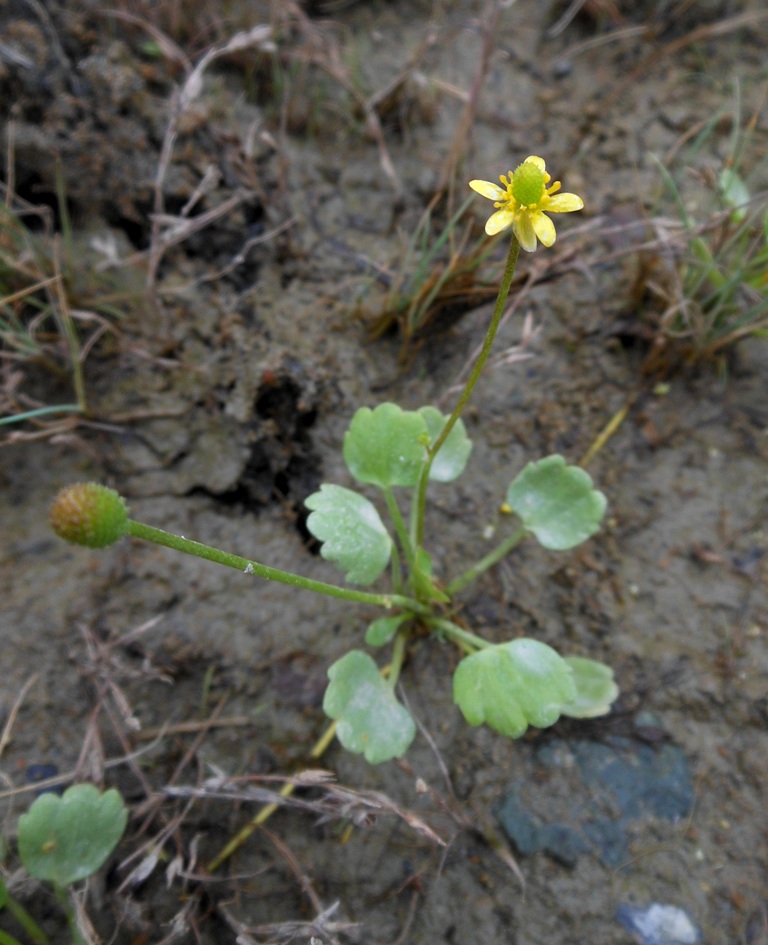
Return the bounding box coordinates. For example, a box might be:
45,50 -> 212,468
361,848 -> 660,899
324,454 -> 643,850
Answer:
469,155 -> 583,252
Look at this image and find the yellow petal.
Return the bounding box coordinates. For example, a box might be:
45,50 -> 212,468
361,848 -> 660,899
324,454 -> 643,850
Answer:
485,208 -> 514,236
548,193 -> 584,213
469,179 -> 505,201
531,211 -> 556,247
524,156 -> 546,173
513,214 -> 538,252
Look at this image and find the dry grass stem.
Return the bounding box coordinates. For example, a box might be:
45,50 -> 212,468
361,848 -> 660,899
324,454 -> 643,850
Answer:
263,827 -> 325,916
164,772 -> 445,847
117,797 -> 196,892
219,898 -> 359,945
437,2 -> 502,196
0,674 -> 39,760
146,24 -> 276,291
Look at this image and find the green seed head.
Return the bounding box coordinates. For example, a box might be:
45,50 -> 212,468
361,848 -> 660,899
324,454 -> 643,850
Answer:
512,161 -> 545,206
50,483 -> 129,548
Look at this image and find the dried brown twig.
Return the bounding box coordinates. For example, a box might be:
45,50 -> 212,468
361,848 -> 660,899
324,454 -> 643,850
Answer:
145,24 -> 276,291
219,898 -> 359,945
164,770 -> 446,848
437,1 -> 503,198
0,674 -> 39,760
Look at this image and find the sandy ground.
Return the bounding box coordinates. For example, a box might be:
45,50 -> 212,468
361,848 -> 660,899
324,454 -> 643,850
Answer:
1,1 -> 767,943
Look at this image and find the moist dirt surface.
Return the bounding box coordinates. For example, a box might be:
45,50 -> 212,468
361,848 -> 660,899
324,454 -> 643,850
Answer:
1,2 -> 767,944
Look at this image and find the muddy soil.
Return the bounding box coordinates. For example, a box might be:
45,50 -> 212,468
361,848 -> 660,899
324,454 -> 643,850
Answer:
1,1 -> 767,944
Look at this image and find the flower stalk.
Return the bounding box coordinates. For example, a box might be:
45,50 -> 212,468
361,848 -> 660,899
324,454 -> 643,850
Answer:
445,523 -> 528,596
126,520 -> 428,613
411,235 -> 521,548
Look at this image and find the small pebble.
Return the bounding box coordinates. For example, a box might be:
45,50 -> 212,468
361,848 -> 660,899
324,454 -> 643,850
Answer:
617,903 -> 701,945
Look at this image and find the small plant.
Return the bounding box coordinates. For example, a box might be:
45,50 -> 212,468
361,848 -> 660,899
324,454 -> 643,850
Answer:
637,96 -> 768,371
50,158 -> 616,765
0,784 -> 127,945
0,169 -> 131,437
362,194 -> 500,361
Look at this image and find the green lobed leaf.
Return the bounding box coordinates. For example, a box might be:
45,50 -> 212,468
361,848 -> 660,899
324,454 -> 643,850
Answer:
323,650 -> 416,763
365,613 -> 410,647
343,403 -> 428,488
305,484 -> 392,585
505,454 -> 606,550
561,656 -> 619,719
18,784 -> 127,887
453,639 -> 577,739
0,875 -> 6,908
418,406 -> 473,483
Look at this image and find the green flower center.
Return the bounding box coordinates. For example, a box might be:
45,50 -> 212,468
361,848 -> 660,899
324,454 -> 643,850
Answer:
511,162 -> 545,207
